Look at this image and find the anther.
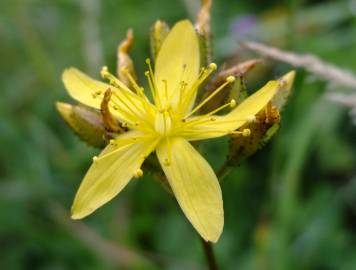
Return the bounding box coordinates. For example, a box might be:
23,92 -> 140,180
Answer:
209,63 -> 217,70
109,79 -> 116,86
134,168 -> 143,178
242,128 -> 251,137
109,139 -> 115,145
247,115 -> 257,123
163,158 -> 171,166
226,76 -> 235,83
230,99 -> 236,108
120,67 -> 128,73
93,156 -> 98,162
100,66 -> 109,78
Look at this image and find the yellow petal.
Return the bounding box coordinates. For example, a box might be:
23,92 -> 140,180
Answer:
272,70 -> 296,110
179,80 -> 280,141
154,20 -> 200,110
156,138 -> 223,242
62,68 -> 110,109
71,132 -> 158,219
62,68 -> 147,122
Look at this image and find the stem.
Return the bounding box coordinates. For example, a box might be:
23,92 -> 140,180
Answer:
217,162 -> 232,182
200,237 -> 219,270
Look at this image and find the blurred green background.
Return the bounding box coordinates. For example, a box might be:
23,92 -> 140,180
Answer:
1,0 -> 356,269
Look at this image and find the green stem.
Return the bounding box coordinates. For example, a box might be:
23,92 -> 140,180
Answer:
200,237 -> 219,270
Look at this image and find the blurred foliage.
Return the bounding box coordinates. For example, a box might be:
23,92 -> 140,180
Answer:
1,0 -> 356,269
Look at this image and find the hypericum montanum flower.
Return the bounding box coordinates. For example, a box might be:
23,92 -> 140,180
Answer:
62,20 -> 281,242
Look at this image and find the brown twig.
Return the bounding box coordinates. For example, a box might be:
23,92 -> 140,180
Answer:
49,201 -> 151,268
79,0 -> 104,74
242,41 -> 356,88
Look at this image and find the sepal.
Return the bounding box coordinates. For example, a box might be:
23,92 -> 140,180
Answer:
56,102 -> 107,148
117,29 -> 137,89
150,20 -> 170,61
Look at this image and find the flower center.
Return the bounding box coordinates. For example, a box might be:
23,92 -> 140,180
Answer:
154,111 -> 172,136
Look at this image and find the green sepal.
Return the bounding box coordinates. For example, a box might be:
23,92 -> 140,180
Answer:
227,105 -> 281,166
150,20 -> 170,61
56,102 -> 107,148
197,31 -> 212,68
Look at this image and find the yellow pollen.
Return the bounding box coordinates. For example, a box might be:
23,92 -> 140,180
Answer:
242,128 -> 251,137
230,99 -> 236,108
184,75 -> 236,118
144,60 -> 161,108
226,75 -> 235,83
247,115 -> 257,123
100,66 -> 109,78
121,67 -> 143,96
179,63 -> 218,112
209,62 -> 217,70
134,168 -> 143,178
229,128 -> 251,136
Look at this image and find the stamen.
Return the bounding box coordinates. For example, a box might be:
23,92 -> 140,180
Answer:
134,168 -> 143,178
178,81 -> 187,104
162,79 -> 168,102
247,115 -> 257,123
145,58 -> 158,95
179,63 -> 217,111
99,68 -> 152,130
110,92 -> 139,123
196,99 -> 236,119
121,67 -> 144,96
167,64 -> 188,103
229,128 -> 251,137
242,129 -> 251,136
92,138 -> 145,163
230,99 -> 236,108
101,66 -> 133,93
163,111 -> 168,133
144,65 -> 161,108
184,75 -> 236,119
209,62 -> 217,71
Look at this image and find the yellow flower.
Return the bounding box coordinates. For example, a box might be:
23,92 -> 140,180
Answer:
62,20 -> 280,242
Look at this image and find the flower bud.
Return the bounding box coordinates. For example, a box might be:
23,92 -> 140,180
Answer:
272,70 -> 296,111
56,102 -> 107,148
228,103 -> 281,165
